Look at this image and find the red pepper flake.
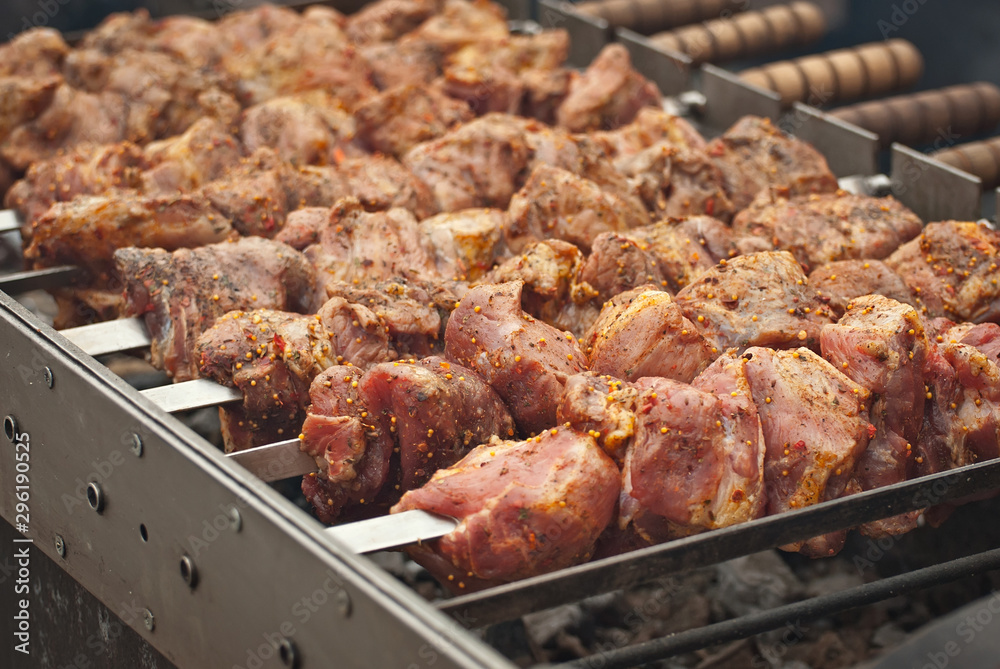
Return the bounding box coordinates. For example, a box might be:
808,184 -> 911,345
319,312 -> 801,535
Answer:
272,333 -> 286,351
867,423 -> 877,439
332,147 -> 346,165
792,440 -> 806,452
704,197 -> 715,216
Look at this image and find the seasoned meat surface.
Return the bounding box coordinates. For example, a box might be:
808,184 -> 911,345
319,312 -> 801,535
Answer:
420,208 -> 505,281
809,260 -> 914,316
591,107 -> 706,158
624,216 -> 735,292
392,428 -> 620,589
353,84 -> 472,157
820,295 -> 928,537
616,143 -> 734,221
733,190 -> 923,270
556,44 -> 660,132
504,164 -> 649,253
557,372 -> 640,465
620,357 -> 765,541
116,237 -> 315,381
885,220 -> 1000,323
706,116 -> 837,210
674,251 -> 836,354
445,281 -> 587,434
577,233 -> 666,304
239,93 -> 361,167
585,287 -> 716,384
743,346 -> 872,557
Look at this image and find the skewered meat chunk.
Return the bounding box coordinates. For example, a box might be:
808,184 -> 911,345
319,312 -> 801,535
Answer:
620,144 -> 735,222
360,40 -> 442,90
239,93 -> 362,168
732,190 -> 923,270
353,84 -> 472,158
199,149 -> 297,237
885,220 -> 1000,323
302,354 -> 514,523
591,107 -> 707,159
115,237 -> 315,381
408,0 -> 509,54
24,191 -> 233,278
947,322 -> 1000,362
445,281 -> 587,434
555,44 -> 660,132
577,233 -> 666,303
403,113 -> 533,211
916,328 -> 1000,478
620,355 -> 766,542
4,141 -> 146,225
557,372 -> 640,465
809,260 -> 915,316
336,156 -> 437,219
674,251 -> 836,354
584,287 -> 717,383
419,208 -> 505,281
0,28 -> 69,78
706,116 -> 837,210
742,346 -> 873,557
392,428 -> 620,589
345,0 -> 442,46
323,280 -> 459,359
504,164 -> 650,253
485,240 -> 599,338
520,68 -> 572,125
622,216 -> 735,292
275,198 -> 441,304
0,76 -> 61,144
820,295 -> 929,537
140,117 -> 244,195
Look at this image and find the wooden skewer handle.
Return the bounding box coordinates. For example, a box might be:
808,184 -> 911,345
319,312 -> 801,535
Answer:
932,137 -> 1000,189
831,82 -> 1000,149
575,0 -> 747,34
648,1 -> 826,65
740,38 -> 923,106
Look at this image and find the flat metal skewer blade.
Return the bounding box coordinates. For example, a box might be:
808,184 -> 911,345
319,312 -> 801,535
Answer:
326,510 -> 458,554
141,378 -> 242,412
226,439 -> 316,482
0,265 -> 81,293
62,316 -> 152,356
0,209 -> 20,234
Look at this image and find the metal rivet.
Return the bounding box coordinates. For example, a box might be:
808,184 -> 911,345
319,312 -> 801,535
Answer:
130,433 -> 143,457
180,555 -> 198,588
3,415 -> 17,442
143,609 -> 155,631
86,482 -> 104,513
335,589 -> 352,618
54,534 -> 65,557
42,366 -> 53,388
228,507 -> 242,532
277,638 -> 298,668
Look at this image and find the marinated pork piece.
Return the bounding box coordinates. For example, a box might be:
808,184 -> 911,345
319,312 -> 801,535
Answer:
584,287 -> 717,383
616,143 -> 735,221
0,27 -> 69,78
674,251 -> 836,354
916,329 -> 1000,479
442,62 -> 524,116
5,141 -> 147,226
742,346 -> 873,557
947,322 -> 1000,363
24,191 -> 233,278
360,40 -> 442,90
323,280 -> 459,359
392,429 -> 620,589
115,237 -> 315,381
591,107 -> 707,159
556,44 -> 660,133
407,0 -> 509,54
732,190 -> 923,270
199,149 -> 297,237
820,295 -> 929,537
420,208 -> 505,281
885,220 -> 1000,323
0,76 -> 61,144
403,113 -> 533,211
504,164 -> 650,253
344,0 -> 441,46
353,84 -> 472,157
445,281 -> 587,434
275,198 -> 441,304
557,372 -> 640,465
140,117 -> 244,195
809,260 -> 915,316
623,216 -> 736,292
337,156 -> 437,219
706,116 -> 838,211
620,357 -> 766,542
577,233 -> 666,304
239,93 -> 363,167
485,240 -> 600,337
520,68 -> 573,125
